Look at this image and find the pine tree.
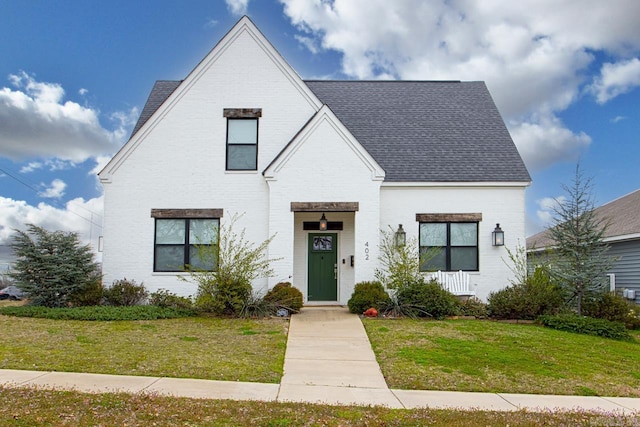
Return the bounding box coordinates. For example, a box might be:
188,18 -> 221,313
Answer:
548,166 -> 613,315
9,224 -> 101,307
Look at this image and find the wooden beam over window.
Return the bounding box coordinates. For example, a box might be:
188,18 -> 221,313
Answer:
415,213 -> 482,222
291,202 -> 359,212
151,209 -> 224,218
223,108 -> 262,118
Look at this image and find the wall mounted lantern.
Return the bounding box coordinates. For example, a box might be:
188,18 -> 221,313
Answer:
492,223 -> 504,246
319,213 -> 328,231
395,224 -> 406,247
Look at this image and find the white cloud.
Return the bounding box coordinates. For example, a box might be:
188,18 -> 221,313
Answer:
226,0 -> 249,16
589,58 -> 640,104
0,195 -> 104,252
19,159 -> 76,173
19,161 -> 43,173
509,115 -> 591,171
79,88 -> 88,96
0,72 -> 129,162
280,0 -> 640,171
610,116 -> 627,123
536,196 -> 566,226
38,179 -> 67,199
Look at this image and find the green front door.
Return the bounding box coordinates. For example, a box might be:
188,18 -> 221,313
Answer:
308,233 -> 338,301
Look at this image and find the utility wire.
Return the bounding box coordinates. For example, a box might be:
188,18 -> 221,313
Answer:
0,166 -> 103,229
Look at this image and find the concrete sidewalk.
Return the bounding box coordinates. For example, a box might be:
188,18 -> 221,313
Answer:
1,307 -> 639,414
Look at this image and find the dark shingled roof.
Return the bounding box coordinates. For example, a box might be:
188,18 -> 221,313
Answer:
527,189 -> 640,249
130,79 -> 531,183
305,80 -> 530,182
130,80 -> 182,137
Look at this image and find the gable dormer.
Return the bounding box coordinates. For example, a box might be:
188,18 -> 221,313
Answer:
99,16 -> 322,183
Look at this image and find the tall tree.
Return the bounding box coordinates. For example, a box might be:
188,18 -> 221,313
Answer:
10,225 -> 101,307
548,165 -> 613,315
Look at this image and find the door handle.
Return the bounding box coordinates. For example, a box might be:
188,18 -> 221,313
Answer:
334,263 -> 337,280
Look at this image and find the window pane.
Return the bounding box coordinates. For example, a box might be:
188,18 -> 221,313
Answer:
228,119 -> 257,145
451,223 -> 477,246
189,245 -> 217,271
227,144 -> 257,170
156,219 -> 185,244
451,247 -> 478,270
189,219 -> 218,244
421,247 -> 446,271
420,223 -> 446,246
155,245 -> 184,271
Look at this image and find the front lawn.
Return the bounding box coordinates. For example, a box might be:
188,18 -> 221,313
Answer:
364,319 -> 640,397
0,315 -> 287,383
2,388 -> 636,426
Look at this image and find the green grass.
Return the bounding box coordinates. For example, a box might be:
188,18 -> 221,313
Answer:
364,319 -> 640,397
1,387 -> 637,426
0,315 -> 287,383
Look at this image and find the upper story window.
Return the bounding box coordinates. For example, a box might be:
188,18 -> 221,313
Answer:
416,213 -> 481,272
151,209 -> 223,272
224,108 -> 262,171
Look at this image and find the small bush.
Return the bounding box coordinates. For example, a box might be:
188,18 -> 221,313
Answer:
149,289 -> 193,310
263,282 -> 304,313
487,267 -> 565,320
103,279 -> 149,306
68,279 -> 105,307
195,277 -> 252,316
0,305 -> 196,321
347,281 -> 390,314
583,292 -> 640,330
538,314 -> 632,341
396,278 -> 458,319
456,297 -> 488,318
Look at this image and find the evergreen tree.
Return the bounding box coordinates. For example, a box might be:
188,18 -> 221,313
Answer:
9,224 -> 101,307
548,166 -> 613,315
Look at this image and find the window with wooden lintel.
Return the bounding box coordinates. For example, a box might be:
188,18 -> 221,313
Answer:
224,108 -> 261,171
417,213 -> 481,272
151,209 -> 223,272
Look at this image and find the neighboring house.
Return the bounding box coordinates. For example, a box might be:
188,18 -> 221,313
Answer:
98,17 -> 531,303
526,189 -> 640,303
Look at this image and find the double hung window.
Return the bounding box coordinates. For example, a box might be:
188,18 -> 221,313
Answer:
224,108 -> 261,171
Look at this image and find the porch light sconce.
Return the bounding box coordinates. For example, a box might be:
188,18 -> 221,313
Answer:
395,224 -> 406,247
492,223 -> 504,246
319,213 -> 328,231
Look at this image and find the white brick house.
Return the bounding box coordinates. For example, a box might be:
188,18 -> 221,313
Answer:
99,16 -> 531,303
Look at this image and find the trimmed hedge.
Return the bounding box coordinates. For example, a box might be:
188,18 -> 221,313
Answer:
396,279 -> 458,319
347,281 -> 390,314
0,305 -> 196,321
263,282 -> 303,313
538,314 -> 633,341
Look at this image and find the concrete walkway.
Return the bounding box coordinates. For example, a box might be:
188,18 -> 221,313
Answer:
1,306 -> 639,414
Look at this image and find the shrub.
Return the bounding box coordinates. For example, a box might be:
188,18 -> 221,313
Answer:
185,214 -> 280,317
487,267 -> 565,320
263,282 -> 303,313
583,292 -> 640,330
456,297 -> 488,318
195,277 -> 252,316
103,279 -> 149,306
396,278 -> 458,319
0,305 -> 196,321
149,289 -> 193,310
68,279 -> 105,307
538,314 -> 632,341
9,224 -> 102,308
347,281 -> 390,314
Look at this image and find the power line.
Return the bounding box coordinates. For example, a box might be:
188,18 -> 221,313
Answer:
0,166 -> 103,229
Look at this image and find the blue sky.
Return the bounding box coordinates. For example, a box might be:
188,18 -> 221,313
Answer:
1,0 -> 639,261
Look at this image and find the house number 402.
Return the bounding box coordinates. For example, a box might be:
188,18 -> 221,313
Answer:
364,242 -> 370,260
